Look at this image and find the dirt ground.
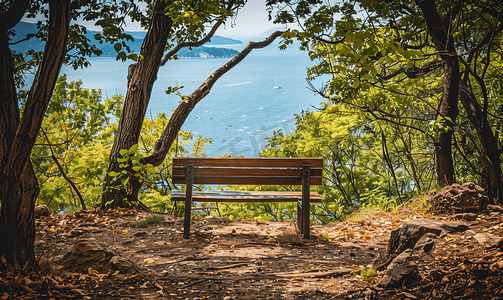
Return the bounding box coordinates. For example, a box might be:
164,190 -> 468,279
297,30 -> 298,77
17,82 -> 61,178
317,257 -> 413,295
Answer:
2,206 -> 503,299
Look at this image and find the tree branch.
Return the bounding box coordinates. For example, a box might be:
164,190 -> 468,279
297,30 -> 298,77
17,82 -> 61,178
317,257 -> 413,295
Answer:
159,0 -> 237,66
41,128 -> 86,210
314,36 -> 345,45
378,60 -> 443,80
160,19 -> 224,66
143,30 -> 285,166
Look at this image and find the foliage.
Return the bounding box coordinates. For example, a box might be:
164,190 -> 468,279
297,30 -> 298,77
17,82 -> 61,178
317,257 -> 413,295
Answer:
255,107 -> 432,221
350,266 -> 376,281
32,75 -> 212,214
266,0 -> 503,202
31,75 -> 122,213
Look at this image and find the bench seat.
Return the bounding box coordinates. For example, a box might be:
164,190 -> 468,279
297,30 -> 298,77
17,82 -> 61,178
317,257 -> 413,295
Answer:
172,157 -> 323,239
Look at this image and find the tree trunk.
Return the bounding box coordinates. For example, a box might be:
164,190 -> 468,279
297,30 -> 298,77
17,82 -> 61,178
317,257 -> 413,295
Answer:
459,85 -> 502,204
417,0 -> 461,186
0,163 -> 39,269
0,0 -> 70,267
101,0 -> 172,209
434,57 -> 459,186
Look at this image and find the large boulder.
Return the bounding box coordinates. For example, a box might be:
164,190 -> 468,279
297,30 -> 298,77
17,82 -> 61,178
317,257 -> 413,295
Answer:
57,238 -> 139,274
373,218 -> 468,270
430,182 -> 489,214
377,249 -> 418,288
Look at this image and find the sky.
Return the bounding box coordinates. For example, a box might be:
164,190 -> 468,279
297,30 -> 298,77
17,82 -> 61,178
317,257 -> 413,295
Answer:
214,0 -> 283,36
72,0 -> 288,36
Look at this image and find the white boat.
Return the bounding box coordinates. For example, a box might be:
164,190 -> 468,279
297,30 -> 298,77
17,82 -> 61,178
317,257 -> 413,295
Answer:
274,74 -> 282,89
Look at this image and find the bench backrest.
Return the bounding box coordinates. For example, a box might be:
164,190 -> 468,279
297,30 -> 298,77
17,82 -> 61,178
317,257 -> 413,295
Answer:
172,157 -> 323,185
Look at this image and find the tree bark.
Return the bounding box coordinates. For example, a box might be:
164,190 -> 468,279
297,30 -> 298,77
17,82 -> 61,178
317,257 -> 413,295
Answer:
459,84 -> 502,204
0,0 -> 70,268
417,0 -> 461,186
101,0 -> 172,209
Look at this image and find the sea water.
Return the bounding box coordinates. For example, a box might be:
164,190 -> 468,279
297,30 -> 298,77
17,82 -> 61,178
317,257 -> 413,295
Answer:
58,36 -> 323,157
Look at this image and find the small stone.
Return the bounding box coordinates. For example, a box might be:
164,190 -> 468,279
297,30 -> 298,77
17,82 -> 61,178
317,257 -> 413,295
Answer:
34,205 -> 51,218
116,220 -> 130,227
473,233 -> 503,248
106,256 -> 139,275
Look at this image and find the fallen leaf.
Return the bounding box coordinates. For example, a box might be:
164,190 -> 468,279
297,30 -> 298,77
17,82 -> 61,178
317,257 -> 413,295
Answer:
121,274 -> 143,283
88,268 -> 99,275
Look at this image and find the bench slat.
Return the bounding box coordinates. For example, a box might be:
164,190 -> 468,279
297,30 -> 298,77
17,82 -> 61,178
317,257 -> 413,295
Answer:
172,191 -> 321,203
173,157 -> 323,168
172,167 -> 322,178
172,175 -> 322,185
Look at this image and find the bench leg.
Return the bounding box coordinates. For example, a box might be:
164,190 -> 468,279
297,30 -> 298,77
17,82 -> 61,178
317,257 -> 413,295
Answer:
297,201 -> 303,235
302,163 -> 311,239
183,164 -> 194,239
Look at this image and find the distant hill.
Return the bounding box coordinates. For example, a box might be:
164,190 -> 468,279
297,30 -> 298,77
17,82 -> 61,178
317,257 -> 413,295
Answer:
9,21 -> 242,58
260,27 -> 286,35
177,46 -> 238,58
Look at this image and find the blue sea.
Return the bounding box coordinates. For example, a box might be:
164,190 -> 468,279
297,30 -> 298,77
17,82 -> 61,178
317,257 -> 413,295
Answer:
59,36 -> 324,157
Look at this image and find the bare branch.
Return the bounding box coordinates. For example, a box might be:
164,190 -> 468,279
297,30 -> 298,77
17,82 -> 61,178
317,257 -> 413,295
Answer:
41,128 -> 86,210
314,36 -> 345,45
160,19 -> 223,66
160,0 -> 237,66
143,31 -> 285,166
379,60 -> 443,80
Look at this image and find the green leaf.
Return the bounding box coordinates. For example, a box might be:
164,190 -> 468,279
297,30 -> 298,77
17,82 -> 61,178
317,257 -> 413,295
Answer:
145,164 -> 156,173
91,187 -> 102,195
128,144 -> 138,154
119,149 -> 128,156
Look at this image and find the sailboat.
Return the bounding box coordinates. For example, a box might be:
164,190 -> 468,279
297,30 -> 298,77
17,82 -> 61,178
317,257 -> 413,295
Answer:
274,73 -> 282,89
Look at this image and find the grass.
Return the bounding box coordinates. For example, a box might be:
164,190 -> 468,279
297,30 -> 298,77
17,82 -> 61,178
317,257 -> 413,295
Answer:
134,214 -> 164,228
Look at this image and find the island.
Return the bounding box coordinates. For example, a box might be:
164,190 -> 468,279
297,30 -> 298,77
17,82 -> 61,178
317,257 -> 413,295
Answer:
10,21 -> 242,58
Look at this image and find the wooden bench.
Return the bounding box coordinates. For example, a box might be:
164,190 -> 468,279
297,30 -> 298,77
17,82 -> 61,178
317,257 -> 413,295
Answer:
171,157 -> 323,239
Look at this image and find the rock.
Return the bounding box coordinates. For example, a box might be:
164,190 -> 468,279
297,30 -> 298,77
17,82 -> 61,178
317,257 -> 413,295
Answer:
34,205 -> 51,218
377,249 -> 418,288
464,230 -> 477,237
413,232 -> 438,253
473,233 -> 503,248
430,182 -> 489,214
58,238 -> 115,273
106,256 -> 139,275
374,219 -> 468,270
58,238 -> 140,274
116,220 -> 130,227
